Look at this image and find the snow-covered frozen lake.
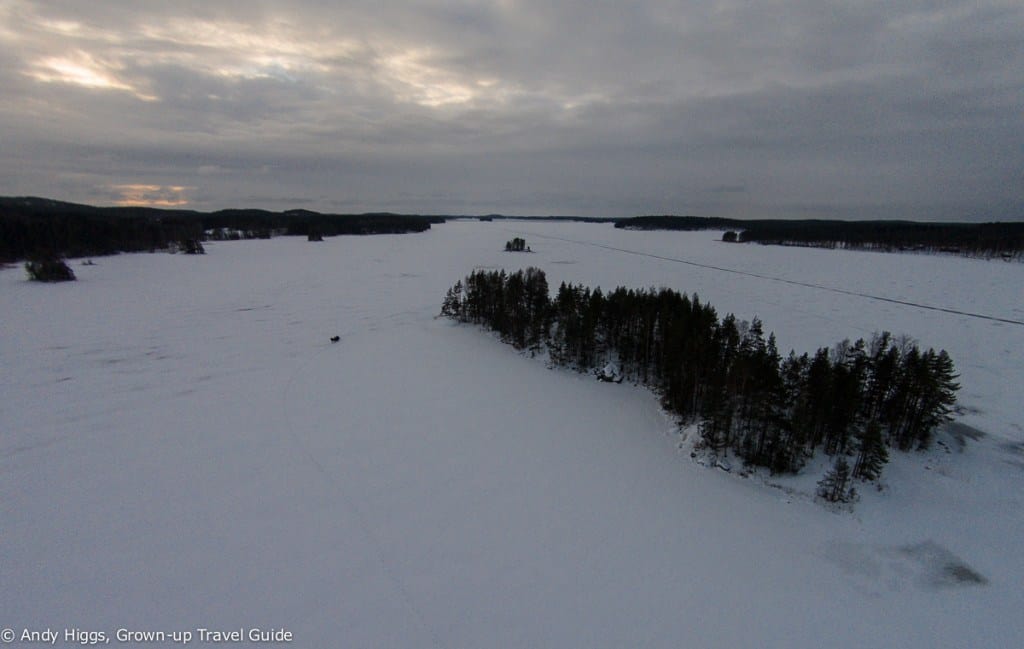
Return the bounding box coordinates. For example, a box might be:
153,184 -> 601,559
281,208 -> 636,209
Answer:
2,221 -> 1022,648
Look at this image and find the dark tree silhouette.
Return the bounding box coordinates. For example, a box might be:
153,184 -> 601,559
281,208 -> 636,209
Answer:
615,215 -> 1023,260
818,457 -> 856,503
504,237 -> 529,252
0,196 -> 439,262
25,253 -> 75,282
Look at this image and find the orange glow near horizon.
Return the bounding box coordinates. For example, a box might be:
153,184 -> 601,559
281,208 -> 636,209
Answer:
111,184 -> 193,207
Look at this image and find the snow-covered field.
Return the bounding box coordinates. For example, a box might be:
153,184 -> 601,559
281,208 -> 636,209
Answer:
2,221 -> 1022,648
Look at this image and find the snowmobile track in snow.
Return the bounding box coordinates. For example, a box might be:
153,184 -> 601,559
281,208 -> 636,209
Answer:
509,228 -> 1024,328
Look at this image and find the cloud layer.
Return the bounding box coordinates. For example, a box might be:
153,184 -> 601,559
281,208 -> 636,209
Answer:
1,0 -> 1021,218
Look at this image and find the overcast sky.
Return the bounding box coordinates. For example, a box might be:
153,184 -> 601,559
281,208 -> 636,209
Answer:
1,0 -> 1021,219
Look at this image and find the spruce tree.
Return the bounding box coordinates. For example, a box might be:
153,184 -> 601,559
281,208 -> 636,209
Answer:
852,420 -> 888,481
441,280 -> 464,320
817,457 -> 854,503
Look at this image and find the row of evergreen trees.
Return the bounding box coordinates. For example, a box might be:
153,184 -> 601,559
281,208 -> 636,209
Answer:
615,216 -> 1023,260
0,197 -> 439,262
441,268 -> 959,484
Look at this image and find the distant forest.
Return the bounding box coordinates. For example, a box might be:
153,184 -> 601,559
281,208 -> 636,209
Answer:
0,197 -> 443,262
441,267 -> 959,491
616,216 -> 1024,260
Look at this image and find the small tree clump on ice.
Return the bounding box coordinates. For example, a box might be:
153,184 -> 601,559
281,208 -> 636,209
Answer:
169,238 -> 206,254
505,237 -> 530,252
178,239 -> 205,254
25,253 -> 76,282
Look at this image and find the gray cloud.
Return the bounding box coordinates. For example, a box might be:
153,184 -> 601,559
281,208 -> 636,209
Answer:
0,0 -> 1021,219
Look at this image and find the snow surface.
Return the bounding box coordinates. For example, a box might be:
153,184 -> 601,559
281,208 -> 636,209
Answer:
2,222 -> 1022,648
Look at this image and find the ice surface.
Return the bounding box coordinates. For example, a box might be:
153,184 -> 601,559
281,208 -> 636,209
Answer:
2,223 -> 1022,648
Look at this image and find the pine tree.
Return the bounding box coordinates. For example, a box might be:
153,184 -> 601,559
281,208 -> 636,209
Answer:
817,456 -> 854,503
863,332 -> 899,424
852,420 -> 889,481
771,352 -> 808,473
441,280 -> 464,320
913,349 -> 960,449
523,267 -> 550,349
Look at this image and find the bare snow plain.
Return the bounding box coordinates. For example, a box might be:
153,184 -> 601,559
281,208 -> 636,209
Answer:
2,221 -> 1022,648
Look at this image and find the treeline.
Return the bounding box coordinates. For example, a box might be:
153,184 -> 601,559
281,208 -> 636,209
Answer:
441,268 -> 959,483
0,197 -> 442,262
460,215 -> 619,223
617,216 -> 739,231
615,216 -> 1024,260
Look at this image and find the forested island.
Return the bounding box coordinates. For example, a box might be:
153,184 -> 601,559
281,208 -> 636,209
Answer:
0,196 -> 443,262
442,267 -> 960,500
615,216 -> 1024,260
504,237 -> 531,252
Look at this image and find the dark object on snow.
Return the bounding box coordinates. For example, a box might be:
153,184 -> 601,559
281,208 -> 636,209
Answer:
172,238 -> 205,254
504,237 -> 529,252
25,253 -> 75,282
330,336 -> 340,343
